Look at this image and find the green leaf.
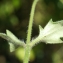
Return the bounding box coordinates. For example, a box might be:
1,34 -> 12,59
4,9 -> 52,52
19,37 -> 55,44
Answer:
39,19 -> 63,44
9,42 -> 15,52
39,25 -> 43,36
0,30 -> 25,47
6,30 -> 25,47
6,30 -> 20,42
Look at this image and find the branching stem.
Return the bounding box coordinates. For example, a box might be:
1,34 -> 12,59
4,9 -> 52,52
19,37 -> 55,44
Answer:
23,0 -> 38,63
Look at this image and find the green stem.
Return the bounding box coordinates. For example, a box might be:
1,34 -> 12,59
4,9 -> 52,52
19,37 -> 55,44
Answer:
23,45 -> 31,63
23,0 -> 38,63
29,36 -> 41,47
26,0 -> 38,44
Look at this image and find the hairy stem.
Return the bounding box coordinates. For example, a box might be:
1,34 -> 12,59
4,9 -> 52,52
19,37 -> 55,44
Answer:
23,0 -> 38,63
23,45 -> 31,63
26,0 -> 38,44
29,36 -> 44,48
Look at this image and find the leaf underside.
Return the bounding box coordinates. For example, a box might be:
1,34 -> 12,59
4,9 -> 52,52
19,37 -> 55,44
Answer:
39,19 -> 63,44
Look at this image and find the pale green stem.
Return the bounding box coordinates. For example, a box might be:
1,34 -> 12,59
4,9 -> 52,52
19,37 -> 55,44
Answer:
23,0 -> 38,63
23,45 -> 31,63
29,36 -> 44,48
26,0 -> 38,44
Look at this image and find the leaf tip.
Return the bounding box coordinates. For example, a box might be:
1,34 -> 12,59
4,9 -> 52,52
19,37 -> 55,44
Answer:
39,25 -> 43,35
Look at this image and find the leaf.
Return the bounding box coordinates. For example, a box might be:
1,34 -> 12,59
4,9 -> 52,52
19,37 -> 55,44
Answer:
39,25 -> 43,36
6,30 -> 25,47
0,30 -> 25,47
6,30 -> 20,42
0,33 -> 8,40
39,19 -> 63,44
9,42 -> 15,52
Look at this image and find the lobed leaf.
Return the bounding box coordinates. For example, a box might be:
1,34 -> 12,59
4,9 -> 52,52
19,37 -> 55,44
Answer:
39,19 -> 63,44
0,30 -> 25,47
